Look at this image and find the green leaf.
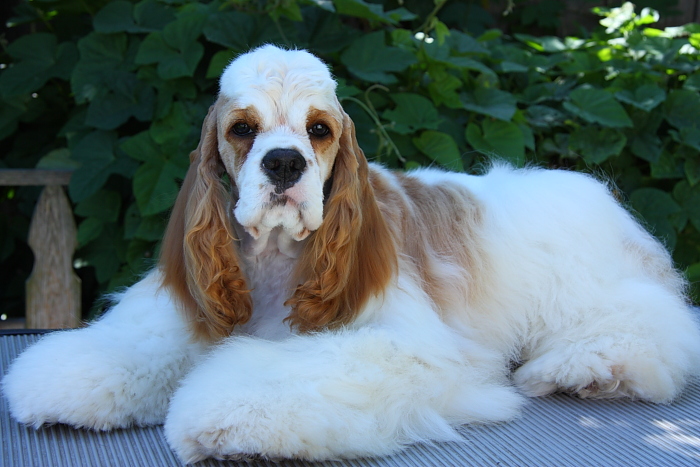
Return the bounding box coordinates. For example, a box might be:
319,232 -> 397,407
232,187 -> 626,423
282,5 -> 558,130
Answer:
684,72 -> 700,92
516,34 -> 568,52
135,215 -> 166,241
665,89 -> 700,130
383,93 -> 440,134
77,217 -> 105,247
478,29 -> 503,42
93,0 -> 175,33
466,120 -> 525,166
687,262 -> 700,284
134,0 -> 176,31
6,32 -> 56,63
299,8 -> 361,54
559,51 -> 605,75
569,126 -> 627,164
136,33 -> 197,79
85,72 -> 155,130
75,189 -> 122,222
71,32 -> 129,104
461,87 -> 517,121
631,187 -> 681,249
207,50 -> 235,79
135,12 -> 206,79
447,56 -> 495,76
124,203 -> 141,240
163,10 -> 207,49
334,0 -> 396,24
615,84 -> 665,112
563,87 -> 633,128
203,11 -> 255,50
36,148 -> 80,170
427,67 -> 462,108
69,131 -> 117,202
494,45 -> 548,73
121,130 -> 160,162
413,130 -> 464,172
526,105 -> 567,129
448,30 -> 489,54
340,32 -> 417,84
686,158 -> 700,187
94,1 -> 143,33
630,132 -> 662,163
0,96 -> 25,140
150,102 -> 190,145
272,0 -> 303,21
0,33 -> 77,98
670,127 -> 700,152
122,127 -> 186,216
78,226 -> 126,283
674,181 -> 700,232
385,7 -> 417,22
126,239 -> 154,270
517,122 -> 535,151
124,203 -> 166,241
133,158 -> 185,216
627,108 -> 664,163
651,152 -> 685,179
499,61 -> 529,73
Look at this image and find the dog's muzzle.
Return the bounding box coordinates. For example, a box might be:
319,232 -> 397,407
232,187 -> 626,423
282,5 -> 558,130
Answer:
262,149 -> 306,194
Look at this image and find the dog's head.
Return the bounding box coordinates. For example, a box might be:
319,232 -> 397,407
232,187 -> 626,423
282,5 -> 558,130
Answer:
217,45 -> 343,241
160,45 -> 396,341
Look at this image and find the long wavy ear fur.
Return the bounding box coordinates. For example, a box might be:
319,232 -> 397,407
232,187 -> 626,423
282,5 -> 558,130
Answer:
160,104 -> 252,341
285,114 -> 397,332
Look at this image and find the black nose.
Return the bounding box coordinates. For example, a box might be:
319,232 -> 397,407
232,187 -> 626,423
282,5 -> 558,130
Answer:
262,149 -> 307,193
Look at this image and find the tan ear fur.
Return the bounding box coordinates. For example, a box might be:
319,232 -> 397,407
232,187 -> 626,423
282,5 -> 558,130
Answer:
285,114 -> 397,332
160,104 -> 252,341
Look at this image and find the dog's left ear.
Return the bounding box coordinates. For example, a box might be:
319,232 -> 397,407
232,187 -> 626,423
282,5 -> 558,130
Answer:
160,103 -> 252,341
286,113 -> 397,332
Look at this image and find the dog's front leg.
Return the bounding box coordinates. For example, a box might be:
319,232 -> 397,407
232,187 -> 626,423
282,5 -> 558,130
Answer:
3,271 -> 206,430
164,286 -> 523,463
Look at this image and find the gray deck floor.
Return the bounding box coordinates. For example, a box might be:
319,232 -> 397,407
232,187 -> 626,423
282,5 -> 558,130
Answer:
2,332 -> 700,466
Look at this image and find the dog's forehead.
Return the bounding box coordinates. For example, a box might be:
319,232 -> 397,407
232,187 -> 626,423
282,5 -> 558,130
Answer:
219,45 -> 337,115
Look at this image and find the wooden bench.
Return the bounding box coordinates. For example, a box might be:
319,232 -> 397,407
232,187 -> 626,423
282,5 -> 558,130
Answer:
0,170 -> 80,329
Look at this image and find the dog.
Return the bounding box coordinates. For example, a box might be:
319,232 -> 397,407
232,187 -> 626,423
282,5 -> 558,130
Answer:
4,45 -> 700,463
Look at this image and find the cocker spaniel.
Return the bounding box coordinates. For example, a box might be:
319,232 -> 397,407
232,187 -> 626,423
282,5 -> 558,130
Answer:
4,45 -> 700,463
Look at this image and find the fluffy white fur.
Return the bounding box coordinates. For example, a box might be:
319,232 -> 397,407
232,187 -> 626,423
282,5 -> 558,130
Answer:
3,45 -> 700,464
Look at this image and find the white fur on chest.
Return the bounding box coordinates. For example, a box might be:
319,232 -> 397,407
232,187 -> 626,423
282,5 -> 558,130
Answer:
237,228 -> 303,340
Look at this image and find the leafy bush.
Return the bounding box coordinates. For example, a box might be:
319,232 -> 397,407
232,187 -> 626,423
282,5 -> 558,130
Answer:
1,0 -> 699,318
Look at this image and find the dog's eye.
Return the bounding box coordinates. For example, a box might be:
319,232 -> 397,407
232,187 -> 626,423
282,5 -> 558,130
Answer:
231,122 -> 255,136
308,123 -> 330,138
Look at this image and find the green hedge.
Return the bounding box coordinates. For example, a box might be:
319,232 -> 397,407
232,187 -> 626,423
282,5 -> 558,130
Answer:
1,0 -> 699,318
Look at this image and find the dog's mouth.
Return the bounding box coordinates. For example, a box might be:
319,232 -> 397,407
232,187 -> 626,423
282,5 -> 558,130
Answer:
268,192 -> 290,207
234,184 -> 317,243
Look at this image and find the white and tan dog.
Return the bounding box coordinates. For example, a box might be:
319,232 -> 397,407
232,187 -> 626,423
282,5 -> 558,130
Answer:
4,45 -> 700,463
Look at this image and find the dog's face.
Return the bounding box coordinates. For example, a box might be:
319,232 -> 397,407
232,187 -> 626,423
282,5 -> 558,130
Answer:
215,46 -> 344,242
160,45 -> 396,340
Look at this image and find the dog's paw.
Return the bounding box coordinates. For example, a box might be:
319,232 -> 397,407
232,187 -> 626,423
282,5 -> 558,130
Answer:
513,342 -> 680,402
3,329 -> 192,430
164,388 -> 352,463
4,331 -> 132,429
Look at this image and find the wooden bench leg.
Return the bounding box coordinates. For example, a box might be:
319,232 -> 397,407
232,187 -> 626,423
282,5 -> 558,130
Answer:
25,185 -> 81,329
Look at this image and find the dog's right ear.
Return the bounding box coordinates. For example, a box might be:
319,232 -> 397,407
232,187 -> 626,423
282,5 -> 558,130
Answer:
159,103 -> 252,341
